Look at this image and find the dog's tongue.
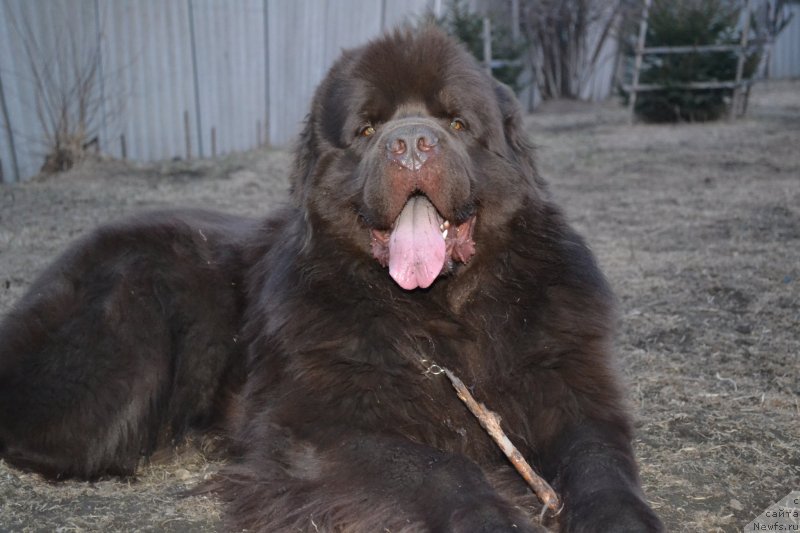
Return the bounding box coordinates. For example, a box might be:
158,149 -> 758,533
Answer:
388,196 -> 446,290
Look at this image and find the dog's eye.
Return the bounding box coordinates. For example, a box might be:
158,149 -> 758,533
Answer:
358,124 -> 376,137
449,118 -> 467,131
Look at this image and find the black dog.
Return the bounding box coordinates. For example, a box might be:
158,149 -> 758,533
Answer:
0,28 -> 663,532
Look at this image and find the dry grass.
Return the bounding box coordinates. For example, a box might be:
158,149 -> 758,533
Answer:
531,80 -> 799,531
1,80 -> 798,532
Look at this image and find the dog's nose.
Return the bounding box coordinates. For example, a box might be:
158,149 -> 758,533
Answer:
385,125 -> 438,171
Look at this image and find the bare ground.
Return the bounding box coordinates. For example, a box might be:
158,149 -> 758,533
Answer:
0,81 -> 798,532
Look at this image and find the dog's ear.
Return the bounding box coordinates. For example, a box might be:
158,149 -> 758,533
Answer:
288,116 -> 317,207
289,54 -> 353,207
493,81 -> 539,181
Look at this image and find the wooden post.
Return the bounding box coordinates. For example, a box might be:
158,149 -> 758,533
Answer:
257,120 -> 262,147
628,0 -> 652,122
482,17 -> 492,76
120,134 -> 127,160
211,127 -> 217,158
184,110 -> 192,159
510,0 -> 520,43
731,0 -> 753,118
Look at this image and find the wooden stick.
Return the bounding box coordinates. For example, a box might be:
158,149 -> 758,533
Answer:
443,368 -> 562,515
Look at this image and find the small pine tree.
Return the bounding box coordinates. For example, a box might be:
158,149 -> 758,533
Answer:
632,0 -> 758,122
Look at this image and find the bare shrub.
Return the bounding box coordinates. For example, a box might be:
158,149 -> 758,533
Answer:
7,3 -> 116,174
520,0 -> 632,99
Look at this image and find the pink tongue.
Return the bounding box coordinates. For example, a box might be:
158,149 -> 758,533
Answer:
388,196 -> 446,290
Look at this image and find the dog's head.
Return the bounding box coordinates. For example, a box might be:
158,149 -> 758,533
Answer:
290,26 -> 540,290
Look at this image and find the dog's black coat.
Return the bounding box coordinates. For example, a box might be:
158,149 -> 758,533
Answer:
0,28 -> 663,532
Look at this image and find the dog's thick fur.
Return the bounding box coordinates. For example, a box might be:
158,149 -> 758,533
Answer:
0,28 -> 663,532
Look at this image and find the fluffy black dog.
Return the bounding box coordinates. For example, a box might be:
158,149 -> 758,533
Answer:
0,28 -> 663,532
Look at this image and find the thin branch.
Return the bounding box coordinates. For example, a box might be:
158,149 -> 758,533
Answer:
442,368 -> 562,516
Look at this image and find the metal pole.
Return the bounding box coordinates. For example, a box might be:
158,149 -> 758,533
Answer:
187,0 -> 204,157
511,0 -> 520,43
628,0 -> 652,122
93,0 -> 108,155
482,17 -> 492,75
263,0 -> 270,146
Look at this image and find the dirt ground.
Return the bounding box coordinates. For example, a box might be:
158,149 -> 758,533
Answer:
0,80 -> 798,532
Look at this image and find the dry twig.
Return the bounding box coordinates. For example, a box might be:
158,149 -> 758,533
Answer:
443,368 -> 561,515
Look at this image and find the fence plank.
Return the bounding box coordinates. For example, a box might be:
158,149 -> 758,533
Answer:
623,80 -> 750,91
642,42 -> 762,54
628,0 -> 652,121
